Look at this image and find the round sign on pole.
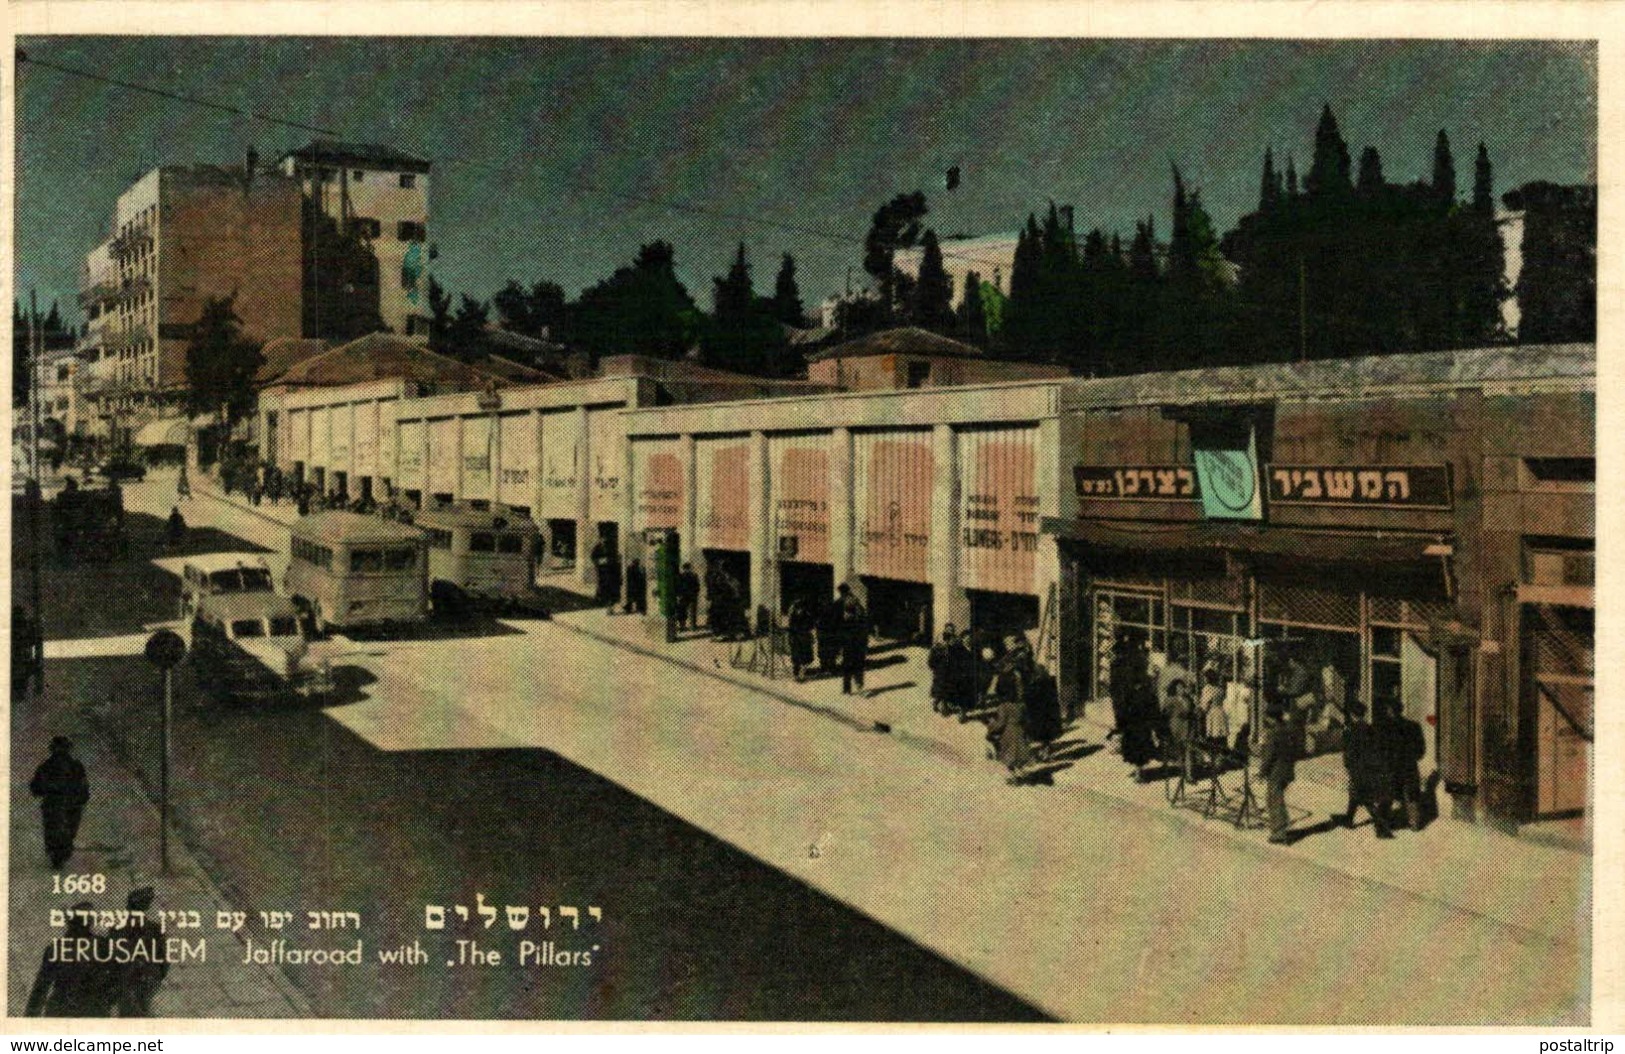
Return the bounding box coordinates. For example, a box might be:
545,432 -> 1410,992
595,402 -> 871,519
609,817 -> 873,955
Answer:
145,628 -> 187,669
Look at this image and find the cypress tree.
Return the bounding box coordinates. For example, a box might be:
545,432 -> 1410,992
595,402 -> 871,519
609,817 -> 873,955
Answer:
1357,147 -> 1385,192
1433,130 -> 1456,204
1306,105 -> 1353,199
771,253 -> 804,327
1286,155 -> 1300,198
1473,143 -> 1495,215
957,269 -> 987,346
1259,148 -> 1281,212
912,230 -> 955,334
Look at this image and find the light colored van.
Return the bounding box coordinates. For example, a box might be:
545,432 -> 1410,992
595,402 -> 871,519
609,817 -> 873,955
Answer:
285,511 -> 428,633
179,553 -> 277,618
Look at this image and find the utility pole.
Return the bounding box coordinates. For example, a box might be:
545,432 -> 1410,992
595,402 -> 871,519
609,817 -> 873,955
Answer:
28,291 -> 46,699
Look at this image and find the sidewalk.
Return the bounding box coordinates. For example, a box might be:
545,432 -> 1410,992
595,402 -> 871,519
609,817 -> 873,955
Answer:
552,605 -> 1589,949
10,678 -> 309,1018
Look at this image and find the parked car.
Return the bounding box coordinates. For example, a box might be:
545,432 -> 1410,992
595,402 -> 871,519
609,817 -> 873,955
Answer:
96,459 -> 146,483
189,589 -> 330,703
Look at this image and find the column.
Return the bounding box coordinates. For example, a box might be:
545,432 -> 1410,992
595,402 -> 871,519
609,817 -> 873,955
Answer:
748,430 -> 771,616
575,405 -> 592,589
830,427 -> 854,590
929,423 -> 963,637
452,415 -> 465,503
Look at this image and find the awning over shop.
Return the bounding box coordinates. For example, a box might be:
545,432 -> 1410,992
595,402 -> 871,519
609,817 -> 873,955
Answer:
133,416 -> 190,447
1041,516 -> 1450,566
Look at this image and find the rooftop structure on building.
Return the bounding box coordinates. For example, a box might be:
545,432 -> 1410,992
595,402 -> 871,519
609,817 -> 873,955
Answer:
805,326 -> 1069,390
262,332 -> 553,395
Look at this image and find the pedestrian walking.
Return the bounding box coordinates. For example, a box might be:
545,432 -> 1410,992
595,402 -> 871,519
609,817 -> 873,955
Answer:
1379,696 -> 1428,831
1014,635 -> 1062,759
1338,702 -> 1393,838
164,506 -> 186,551
1259,707 -> 1302,844
1107,632 -> 1139,741
623,558 -> 648,615
30,736 -> 89,870
927,624 -> 959,714
786,595 -> 817,680
26,902 -> 115,1017
676,563 -> 701,630
837,585 -> 869,696
947,629 -> 978,716
816,594 -> 843,676
986,648 -> 1035,783
112,887 -> 169,1016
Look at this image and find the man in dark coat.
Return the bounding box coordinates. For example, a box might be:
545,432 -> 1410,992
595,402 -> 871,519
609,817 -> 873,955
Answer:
1259,707 -> 1301,844
675,564 -> 701,630
1379,697 -> 1428,831
1013,635 -> 1062,758
786,596 -> 817,681
112,887 -> 169,1017
948,630 -> 978,715
837,585 -> 869,696
26,902 -> 115,1017
927,624 -> 959,714
816,594 -> 844,675
30,737 -> 89,870
1339,702 -> 1393,838
623,559 -> 648,615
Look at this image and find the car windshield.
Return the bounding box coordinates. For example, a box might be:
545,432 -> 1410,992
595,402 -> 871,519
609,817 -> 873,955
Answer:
231,619 -> 266,638
268,617 -> 300,637
209,568 -> 274,592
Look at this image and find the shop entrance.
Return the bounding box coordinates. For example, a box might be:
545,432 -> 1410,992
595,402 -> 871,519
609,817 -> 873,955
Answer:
546,519 -> 577,567
778,561 -> 833,613
967,589 -> 1040,642
1091,589 -> 1166,702
702,549 -> 752,633
1523,604 -> 1592,818
860,576 -> 932,644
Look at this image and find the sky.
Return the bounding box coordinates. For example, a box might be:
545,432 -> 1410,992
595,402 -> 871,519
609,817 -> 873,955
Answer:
15,37 -> 1597,326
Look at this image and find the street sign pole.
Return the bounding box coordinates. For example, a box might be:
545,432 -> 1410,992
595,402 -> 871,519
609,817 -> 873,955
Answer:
145,629 -> 186,874
161,666 -> 172,873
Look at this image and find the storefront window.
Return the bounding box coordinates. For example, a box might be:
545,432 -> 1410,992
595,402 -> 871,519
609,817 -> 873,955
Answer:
1092,591 -> 1164,699
1257,622 -> 1361,756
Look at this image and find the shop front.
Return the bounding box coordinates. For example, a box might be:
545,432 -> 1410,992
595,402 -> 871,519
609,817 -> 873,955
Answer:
853,428 -> 934,642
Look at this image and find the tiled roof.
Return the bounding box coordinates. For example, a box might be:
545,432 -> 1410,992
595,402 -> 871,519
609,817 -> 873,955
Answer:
806,327 -> 987,362
283,140 -> 431,174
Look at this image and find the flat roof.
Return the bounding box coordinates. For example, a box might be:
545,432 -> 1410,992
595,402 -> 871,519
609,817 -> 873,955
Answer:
414,506 -> 534,531
291,510 -> 426,545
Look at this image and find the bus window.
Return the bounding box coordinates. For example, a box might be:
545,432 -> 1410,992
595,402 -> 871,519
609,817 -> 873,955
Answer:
292,539 -> 333,570
426,528 -> 453,550
232,619 -> 267,638
269,617 -> 300,637
384,548 -> 417,572
497,533 -> 524,555
470,532 -> 497,553
351,549 -> 385,573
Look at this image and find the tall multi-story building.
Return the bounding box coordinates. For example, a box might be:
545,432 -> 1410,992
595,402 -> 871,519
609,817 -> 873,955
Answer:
75,162 -> 304,435
280,141 -> 432,338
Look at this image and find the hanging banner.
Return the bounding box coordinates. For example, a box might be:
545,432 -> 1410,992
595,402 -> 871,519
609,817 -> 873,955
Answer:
497,412 -> 536,510
287,408 -> 308,464
696,437 -> 751,552
854,429 -> 933,583
958,425 -> 1040,595
539,411 -> 582,521
462,414 -> 494,501
768,433 -> 831,565
588,408 -> 625,524
633,439 -> 684,534
309,406 -> 332,469
329,403 -> 353,479
354,402 -> 379,479
1192,424 -> 1262,521
396,419 -> 425,490
427,418 -> 458,496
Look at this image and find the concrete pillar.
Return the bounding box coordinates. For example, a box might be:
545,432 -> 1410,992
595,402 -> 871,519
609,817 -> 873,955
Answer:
682,432 -> 700,569
419,417 -> 430,508
748,430 -> 772,617
575,405 -> 592,589
831,427 -> 855,590
530,408 -> 544,523
490,410 -> 503,512
452,415 -> 465,503
929,423 -> 965,637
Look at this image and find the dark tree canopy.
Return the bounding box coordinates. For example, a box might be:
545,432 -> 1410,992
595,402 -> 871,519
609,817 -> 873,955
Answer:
565,241 -> 703,362
185,297 -> 264,423
771,253 -> 805,328
911,231 -> 955,334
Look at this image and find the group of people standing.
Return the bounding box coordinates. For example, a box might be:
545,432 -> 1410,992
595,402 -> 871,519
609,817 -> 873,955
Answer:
927,626 -> 1062,784
1107,636 -> 1254,785
784,584 -> 871,693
